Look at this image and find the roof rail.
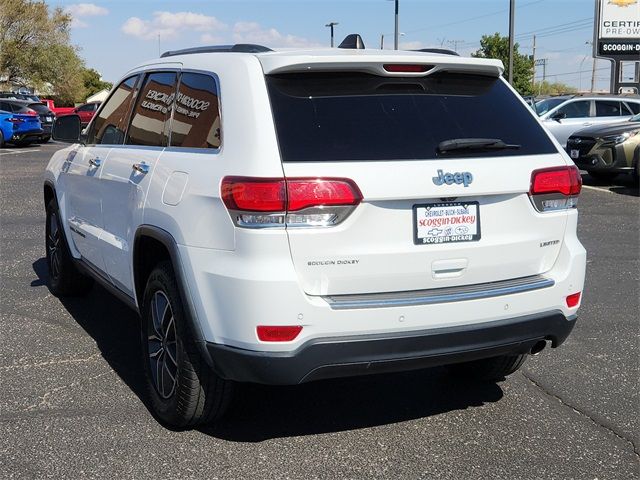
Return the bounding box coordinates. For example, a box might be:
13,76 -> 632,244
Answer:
413,48 -> 459,56
160,44 -> 272,58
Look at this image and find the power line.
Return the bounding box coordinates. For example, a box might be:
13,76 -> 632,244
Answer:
516,18 -> 591,38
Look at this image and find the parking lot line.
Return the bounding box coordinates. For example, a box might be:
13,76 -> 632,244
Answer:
0,149 -> 41,156
581,185 -> 615,194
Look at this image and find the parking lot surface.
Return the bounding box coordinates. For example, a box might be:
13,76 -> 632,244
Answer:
1,143 -> 638,479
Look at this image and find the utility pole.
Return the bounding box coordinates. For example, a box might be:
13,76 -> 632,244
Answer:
535,58 -> 548,83
508,0 -> 515,85
394,0 -> 399,50
447,40 -> 464,52
532,35 -> 536,90
380,34 -> 385,49
591,58 -> 597,92
325,22 -> 338,48
158,34 -> 161,56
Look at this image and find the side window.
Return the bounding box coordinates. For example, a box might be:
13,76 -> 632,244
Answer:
623,102 -> 640,114
87,76 -> 139,145
77,104 -> 93,112
595,101 -> 623,117
126,71 -> 177,147
0,101 -> 9,112
557,100 -> 590,119
170,72 -> 221,149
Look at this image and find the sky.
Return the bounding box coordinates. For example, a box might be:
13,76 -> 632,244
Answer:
46,0 -> 618,91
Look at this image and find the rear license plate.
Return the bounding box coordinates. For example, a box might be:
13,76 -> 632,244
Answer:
46,116 -> 52,122
570,149 -> 579,159
414,202 -> 481,245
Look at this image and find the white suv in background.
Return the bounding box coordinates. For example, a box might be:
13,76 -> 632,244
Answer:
44,40 -> 586,428
536,95 -> 640,147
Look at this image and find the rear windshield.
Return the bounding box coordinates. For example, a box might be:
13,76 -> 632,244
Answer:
266,72 -> 556,162
28,103 -> 50,114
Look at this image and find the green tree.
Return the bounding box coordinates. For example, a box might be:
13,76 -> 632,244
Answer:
534,81 -> 578,96
83,68 -> 112,98
0,0 -> 85,102
472,33 -> 534,96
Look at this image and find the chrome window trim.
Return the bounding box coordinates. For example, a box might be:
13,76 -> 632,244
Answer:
322,275 -> 555,310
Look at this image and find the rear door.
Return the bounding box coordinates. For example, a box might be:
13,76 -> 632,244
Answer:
266,71 -> 570,296
594,100 -> 632,126
99,71 -> 178,296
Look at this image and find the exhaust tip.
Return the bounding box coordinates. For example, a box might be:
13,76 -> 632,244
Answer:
530,340 -> 547,356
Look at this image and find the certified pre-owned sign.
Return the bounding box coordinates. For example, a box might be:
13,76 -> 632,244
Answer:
595,0 -> 640,58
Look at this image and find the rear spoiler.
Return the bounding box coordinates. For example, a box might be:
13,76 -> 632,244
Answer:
259,55 -> 503,78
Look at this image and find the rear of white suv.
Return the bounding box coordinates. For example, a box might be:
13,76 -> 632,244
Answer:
44,46 -> 586,428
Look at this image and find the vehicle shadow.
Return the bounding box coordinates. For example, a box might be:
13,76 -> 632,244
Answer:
33,257 -> 504,441
581,173 -> 639,197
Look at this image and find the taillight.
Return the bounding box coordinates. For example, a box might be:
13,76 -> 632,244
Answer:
257,325 -> 302,342
529,166 -> 581,212
25,109 -> 38,116
221,177 -> 362,228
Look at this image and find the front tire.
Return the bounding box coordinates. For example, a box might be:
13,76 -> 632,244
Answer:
141,261 -> 232,428
447,354 -> 527,381
45,199 -> 93,296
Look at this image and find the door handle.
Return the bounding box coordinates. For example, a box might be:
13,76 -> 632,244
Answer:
132,162 -> 149,174
582,122 -> 593,126
88,157 -> 102,167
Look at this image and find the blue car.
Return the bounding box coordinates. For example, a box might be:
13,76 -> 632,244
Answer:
0,99 -> 43,147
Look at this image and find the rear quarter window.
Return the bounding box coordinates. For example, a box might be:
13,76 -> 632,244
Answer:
266,72 -> 557,162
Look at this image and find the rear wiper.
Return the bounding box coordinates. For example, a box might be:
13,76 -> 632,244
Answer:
437,138 -> 521,154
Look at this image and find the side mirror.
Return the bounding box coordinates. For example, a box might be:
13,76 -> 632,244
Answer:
551,111 -> 566,122
52,114 -> 82,143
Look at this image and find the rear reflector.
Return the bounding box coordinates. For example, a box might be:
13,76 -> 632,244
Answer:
566,292 -> 581,308
221,177 -> 362,228
257,325 -> 303,342
383,64 -> 433,73
529,166 -> 581,212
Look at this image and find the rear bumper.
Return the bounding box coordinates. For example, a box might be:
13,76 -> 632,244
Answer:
208,310 -> 576,385
11,129 -> 43,143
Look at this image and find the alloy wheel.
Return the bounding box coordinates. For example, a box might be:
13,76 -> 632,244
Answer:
147,291 -> 178,399
47,211 -> 62,280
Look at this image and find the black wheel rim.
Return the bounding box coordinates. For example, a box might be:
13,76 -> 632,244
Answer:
47,211 -> 62,281
147,291 -> 178,399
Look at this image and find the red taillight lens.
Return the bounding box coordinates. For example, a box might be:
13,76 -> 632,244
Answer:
257,325 -> 302,342
383,64 -> 433,73
221,177 -> 286,212
221,177 -> 362,227
287,178 -> 362,211
530,166 -> 582,196
566,292 -> 581,308
26,109 -> 38,116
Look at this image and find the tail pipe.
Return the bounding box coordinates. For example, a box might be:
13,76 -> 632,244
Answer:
530,340 -> 547,356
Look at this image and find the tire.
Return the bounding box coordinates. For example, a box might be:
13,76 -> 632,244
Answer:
0,130 -> 4,148
587,171 -> 617,182
45,199 -> 94,296
37,136 -> 51,144
141,261 -> 233,428
447,354 -> 527,382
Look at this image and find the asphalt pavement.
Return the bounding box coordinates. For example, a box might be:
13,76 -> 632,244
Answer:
1,142 -> 638,479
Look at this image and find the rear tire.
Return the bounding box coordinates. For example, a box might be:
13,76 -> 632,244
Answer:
45,199 -> 94,296
0,130 -> 4,148
447,354 -> 527,382
141,261 -> 233,428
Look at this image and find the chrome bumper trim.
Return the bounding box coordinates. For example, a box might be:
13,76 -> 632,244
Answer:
323,275 -> 555,310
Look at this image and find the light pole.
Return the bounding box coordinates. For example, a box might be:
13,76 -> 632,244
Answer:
508,0 -> 515,85
394,0 -> 399,50
380,34 -> 384,50
325,22 -> 338,48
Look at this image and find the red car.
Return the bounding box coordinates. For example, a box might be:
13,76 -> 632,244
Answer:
74,102 -> 101,126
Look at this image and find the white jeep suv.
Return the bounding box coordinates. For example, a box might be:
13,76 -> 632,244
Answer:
44,41 -> 586,428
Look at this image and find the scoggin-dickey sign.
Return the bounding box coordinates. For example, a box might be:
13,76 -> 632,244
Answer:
595,0 -> 640,59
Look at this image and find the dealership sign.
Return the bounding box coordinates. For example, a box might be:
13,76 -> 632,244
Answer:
595,0 -> 640,58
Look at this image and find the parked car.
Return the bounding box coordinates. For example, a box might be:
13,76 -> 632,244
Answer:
26,102 -> 55,143
73,102 -> 100,126
40,99 -> 75,117
0,100 -> 43,147
536,95 -> 640,147
0,91 -> 41,102
45,40 -> 586,428
567,112 -> 640,181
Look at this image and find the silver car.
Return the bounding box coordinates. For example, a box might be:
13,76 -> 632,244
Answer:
536,95 -> 640,147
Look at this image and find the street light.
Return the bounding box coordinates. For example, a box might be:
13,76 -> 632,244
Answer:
325,22 -> 339,48
380,32 -> 404,50
386,0 -> 399,50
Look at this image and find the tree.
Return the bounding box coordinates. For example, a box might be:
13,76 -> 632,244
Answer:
83,68 -> 112,98
534,81 -> 578,96
0,0 -> 86,102
472,33 -> 534,96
